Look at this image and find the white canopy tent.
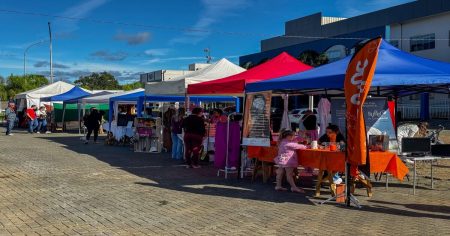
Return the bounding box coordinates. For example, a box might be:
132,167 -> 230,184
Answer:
15,81 -> 74,109
145,58 -> 245,95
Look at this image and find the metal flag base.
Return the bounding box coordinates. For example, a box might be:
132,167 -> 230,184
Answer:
319,163 -> 362,208
319,192 -> 362,208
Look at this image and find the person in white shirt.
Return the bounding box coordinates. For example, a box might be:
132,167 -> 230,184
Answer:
36,106 -> 50,134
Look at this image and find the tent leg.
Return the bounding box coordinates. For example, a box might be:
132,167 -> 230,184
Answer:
62,103 -> 66,132
78,103 -> 81,135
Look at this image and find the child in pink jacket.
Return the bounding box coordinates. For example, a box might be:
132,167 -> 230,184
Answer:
274,129 -> 307,193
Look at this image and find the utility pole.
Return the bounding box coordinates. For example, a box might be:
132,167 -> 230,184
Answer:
48,22 -> 53,83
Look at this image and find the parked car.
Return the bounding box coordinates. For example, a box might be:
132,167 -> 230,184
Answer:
289,108 -> 318,127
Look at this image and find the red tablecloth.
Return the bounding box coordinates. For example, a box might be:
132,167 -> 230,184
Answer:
247,146 -> 409,180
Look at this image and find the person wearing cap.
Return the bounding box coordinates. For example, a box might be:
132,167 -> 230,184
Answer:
36,105 -> 50,134
5,102 -> 17,136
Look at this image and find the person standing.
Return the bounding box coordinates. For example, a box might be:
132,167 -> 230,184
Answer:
301,110 -> 318,141
5,102 -> 17,136
274,129 -> 307,193
36,106 -> 50,134
171,108 -> 185,160
26,105 -> 38,134
85,108 -> 102,144
181,108 -> 206,168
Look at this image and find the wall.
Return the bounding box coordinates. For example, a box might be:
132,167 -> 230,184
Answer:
390,12 -> 450,63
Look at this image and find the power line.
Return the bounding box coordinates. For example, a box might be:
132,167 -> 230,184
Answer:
0,8 -> 449,41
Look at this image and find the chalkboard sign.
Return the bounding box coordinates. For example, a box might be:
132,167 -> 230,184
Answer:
330,97 -> 396,141
243,92 -> 272,147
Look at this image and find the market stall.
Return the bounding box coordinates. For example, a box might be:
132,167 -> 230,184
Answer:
187,52 -> 313,177
15,81 -> 74,110
106,89 -> 144,141
136,95 -> 240,154
41,86 -> 92,131
244,39 -> 450,200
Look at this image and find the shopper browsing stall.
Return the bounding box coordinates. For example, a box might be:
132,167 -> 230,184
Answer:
171,108 -> 185,160
26,105 -> 38,134
210,109 -> 227,124
274,129 -> 307,193
301,110 -> 318,141
84,107 -> 102,144
182,108 -> 206,169
36,106 -> 50,134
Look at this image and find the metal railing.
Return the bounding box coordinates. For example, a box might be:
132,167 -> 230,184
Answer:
398,99 -> 450,120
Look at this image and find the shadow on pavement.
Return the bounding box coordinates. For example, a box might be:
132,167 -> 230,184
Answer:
37,135 -> 314,206
368,200 -> 450,216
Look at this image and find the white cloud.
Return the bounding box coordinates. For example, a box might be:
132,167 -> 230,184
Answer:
171,0 -> 250,44
144,48 -> 171,57
142,56 -> 206,65
53,0 -> 109,32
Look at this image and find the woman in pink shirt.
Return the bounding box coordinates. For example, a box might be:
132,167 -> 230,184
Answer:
274,129 -> 306,193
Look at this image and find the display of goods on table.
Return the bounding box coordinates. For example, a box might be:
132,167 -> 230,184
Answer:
134,117 -> 162,153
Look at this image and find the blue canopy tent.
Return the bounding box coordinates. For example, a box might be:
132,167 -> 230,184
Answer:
247,40 -> 450,94
41,86 -> 92,131
41,86 -> 91,102
108,89 -> 239,130
246,40 -> 450,120
136,95 -> 240,117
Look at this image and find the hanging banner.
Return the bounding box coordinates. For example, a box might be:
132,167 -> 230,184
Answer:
344,37 -> 382,165
242,92 -> 272,147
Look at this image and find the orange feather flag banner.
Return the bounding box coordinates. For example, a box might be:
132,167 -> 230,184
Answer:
345,37 -> 382,166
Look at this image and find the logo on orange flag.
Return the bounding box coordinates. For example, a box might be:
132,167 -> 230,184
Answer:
345,37 -> 382,165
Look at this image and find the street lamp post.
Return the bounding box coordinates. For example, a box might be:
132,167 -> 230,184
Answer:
48,22 -> 53,83
23,40 -> 47,76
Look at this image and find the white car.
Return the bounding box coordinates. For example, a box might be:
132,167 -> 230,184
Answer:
289,108 -> 318,126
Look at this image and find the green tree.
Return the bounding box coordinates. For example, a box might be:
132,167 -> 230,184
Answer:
74,72 -> 120,90
5,74 -> 48,99
121,81 -> 143,91
298,51 -> 329,67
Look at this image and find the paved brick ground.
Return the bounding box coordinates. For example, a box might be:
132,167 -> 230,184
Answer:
0,131 -> 449,235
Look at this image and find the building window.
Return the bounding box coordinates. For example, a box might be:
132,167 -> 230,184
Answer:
389,40 -> 399,48
410,34 -> 435,52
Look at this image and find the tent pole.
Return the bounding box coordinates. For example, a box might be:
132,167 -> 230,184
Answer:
78,102 -> 81,135
62,103 -> 66,132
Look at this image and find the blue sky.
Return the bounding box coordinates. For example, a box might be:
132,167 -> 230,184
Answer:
0,0 -> 413,83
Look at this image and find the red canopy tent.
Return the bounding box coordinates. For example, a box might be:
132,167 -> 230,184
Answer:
187,52 -> 313,95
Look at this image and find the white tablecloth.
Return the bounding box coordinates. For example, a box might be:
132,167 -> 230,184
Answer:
103,122 -> 134,141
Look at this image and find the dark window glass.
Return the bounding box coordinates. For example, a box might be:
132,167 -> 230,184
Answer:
410,34 -> 435,52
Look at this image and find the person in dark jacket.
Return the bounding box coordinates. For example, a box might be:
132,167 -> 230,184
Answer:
5,102 -> 16,136
181,108 -> 206,168
85,107 -> 102,144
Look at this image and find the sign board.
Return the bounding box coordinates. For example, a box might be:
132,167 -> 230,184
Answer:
242,92 -> 272,147
331,97 -> 396,140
